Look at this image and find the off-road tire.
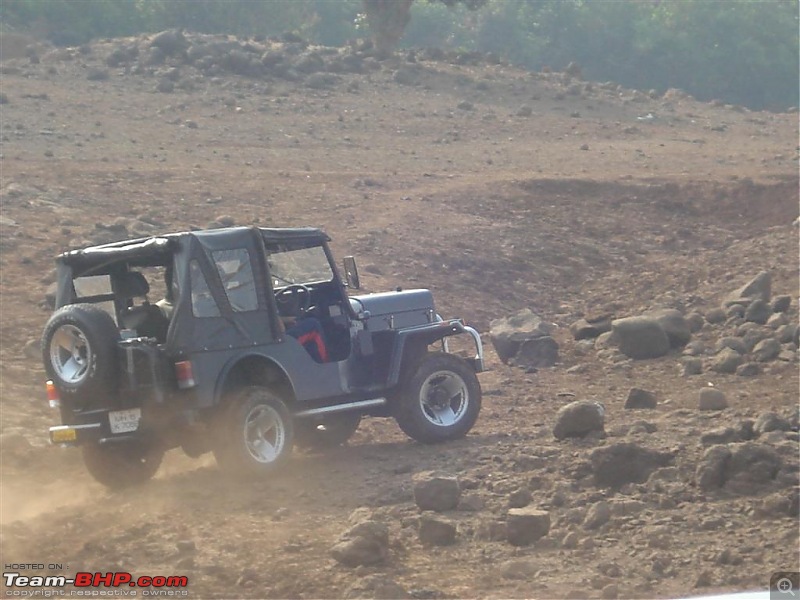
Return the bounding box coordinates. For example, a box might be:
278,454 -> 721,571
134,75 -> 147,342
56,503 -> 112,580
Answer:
213,386 -> 294,477
42,303 -> 120,407
294,413 -> 361,451
82,441 -> 163,489
394,352 -> 481,444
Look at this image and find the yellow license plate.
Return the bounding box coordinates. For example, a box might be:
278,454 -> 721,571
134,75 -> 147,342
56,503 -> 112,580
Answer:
51,428 -> 77,443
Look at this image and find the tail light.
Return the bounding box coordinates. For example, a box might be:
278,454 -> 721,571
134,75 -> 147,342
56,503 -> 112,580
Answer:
175,361 -> 196,389
45,380 -> 60,408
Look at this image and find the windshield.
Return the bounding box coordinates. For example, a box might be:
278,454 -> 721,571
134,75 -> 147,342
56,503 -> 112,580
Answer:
268,245 -> 333,287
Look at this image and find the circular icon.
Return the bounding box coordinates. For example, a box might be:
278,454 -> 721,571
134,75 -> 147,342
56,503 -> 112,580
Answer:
778,578 -> 796,596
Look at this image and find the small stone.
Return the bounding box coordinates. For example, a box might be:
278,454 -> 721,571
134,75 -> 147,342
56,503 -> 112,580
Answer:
698,388 -> 728,410
766,312 -> 789,329
745,299 -> 771,324
696,446 -> 731,490
562,531 -> 579,548
590,442 -> 673,488
624,388 -> 657,410
516,105 -> 533,117
715,337 -> 748,355
23,339 -> 40,360
705,308 -> 726,324
752,338 -> 780,362
583,501 -> 611,530
683,340 -> 705,356
754,412 -> 790,435
709,348 -> 743,374
418,515 -> 456,546
726,304 -> 746,319
457,493 -> 485,512
736,362 -> 760,377
413,471 -> 461,512
457,100 -> 474,110
771,295 -> 791,313
777,323 -> 799,344
601,583 -> 619,599
725,271 -> 771,306
508,487 -> 532,509
682,357 -> 702,376
499,559 -> 537,580
553,400 -> 605,440
685,312 -> 704,333
176,540 -> 196,554
506,508 -> 551,546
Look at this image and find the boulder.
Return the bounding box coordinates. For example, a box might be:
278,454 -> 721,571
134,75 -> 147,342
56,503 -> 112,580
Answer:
611,317 -> 670,359
489,309 -> 555,364
624,388 -> 657,410
724,271 -> 771,306
590,442 -> 673,488
413,471 -> 461,512
705,308 -> 726,324
506,507 -> 550,546
150,29 -> 188,56
553,400 -> 605,440
698,388 -> 728,411
645,308 -> 691,348
418,515 -> 457,546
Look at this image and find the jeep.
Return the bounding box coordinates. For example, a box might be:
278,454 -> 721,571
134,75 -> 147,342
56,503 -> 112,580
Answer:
42,226 -> 484,487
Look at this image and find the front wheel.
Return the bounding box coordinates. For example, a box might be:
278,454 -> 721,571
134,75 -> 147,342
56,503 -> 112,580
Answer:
82,441 -> 163,489
213,387 -> 294,477
394,353 -> 482,444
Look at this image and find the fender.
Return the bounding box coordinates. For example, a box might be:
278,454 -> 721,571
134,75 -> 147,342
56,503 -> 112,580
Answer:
386,319 -> 484,388
214,351 -> 298,406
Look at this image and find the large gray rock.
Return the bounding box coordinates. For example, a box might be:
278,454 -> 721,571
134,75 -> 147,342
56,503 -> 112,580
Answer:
777,323 -> 799,344
413,471 -> 461,512
725,271 -> 771,306
645,309 -> 691,348
553,400 -> 605,440
506,508 -> 550,546
590,442 -> 673,488
611,317 -> 670,359
489,309 -> 555,364
150,29 -> 188,56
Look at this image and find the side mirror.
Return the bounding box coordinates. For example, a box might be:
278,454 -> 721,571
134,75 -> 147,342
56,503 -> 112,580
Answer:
342,256 -> 360,290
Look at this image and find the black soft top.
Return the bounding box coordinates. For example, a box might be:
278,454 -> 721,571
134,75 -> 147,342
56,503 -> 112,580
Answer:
56,226 -> 330,272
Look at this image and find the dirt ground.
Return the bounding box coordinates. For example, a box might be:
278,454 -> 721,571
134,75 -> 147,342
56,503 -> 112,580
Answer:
0,33 -> 798,599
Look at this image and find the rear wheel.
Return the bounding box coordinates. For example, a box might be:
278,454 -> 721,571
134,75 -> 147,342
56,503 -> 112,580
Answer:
294,413 -> 361,451
82,441 -> 163,489
394,353 -> 481,444
213,387 -> 294,477
42,303 -> 120,407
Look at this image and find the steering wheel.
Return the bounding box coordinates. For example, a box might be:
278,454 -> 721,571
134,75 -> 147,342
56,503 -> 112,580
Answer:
275,284 -> 312,316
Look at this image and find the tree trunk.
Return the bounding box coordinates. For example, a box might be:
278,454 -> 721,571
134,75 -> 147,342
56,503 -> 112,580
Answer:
362,0 -> 415,54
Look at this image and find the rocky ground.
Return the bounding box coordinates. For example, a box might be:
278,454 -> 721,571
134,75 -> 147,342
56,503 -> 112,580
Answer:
0,31 -> 798,599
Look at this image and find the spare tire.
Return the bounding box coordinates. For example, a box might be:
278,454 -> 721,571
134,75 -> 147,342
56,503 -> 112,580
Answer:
42,303 -> 120,407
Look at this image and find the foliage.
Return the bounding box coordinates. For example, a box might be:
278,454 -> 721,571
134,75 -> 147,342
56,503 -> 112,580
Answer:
0,0 -> 796,110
